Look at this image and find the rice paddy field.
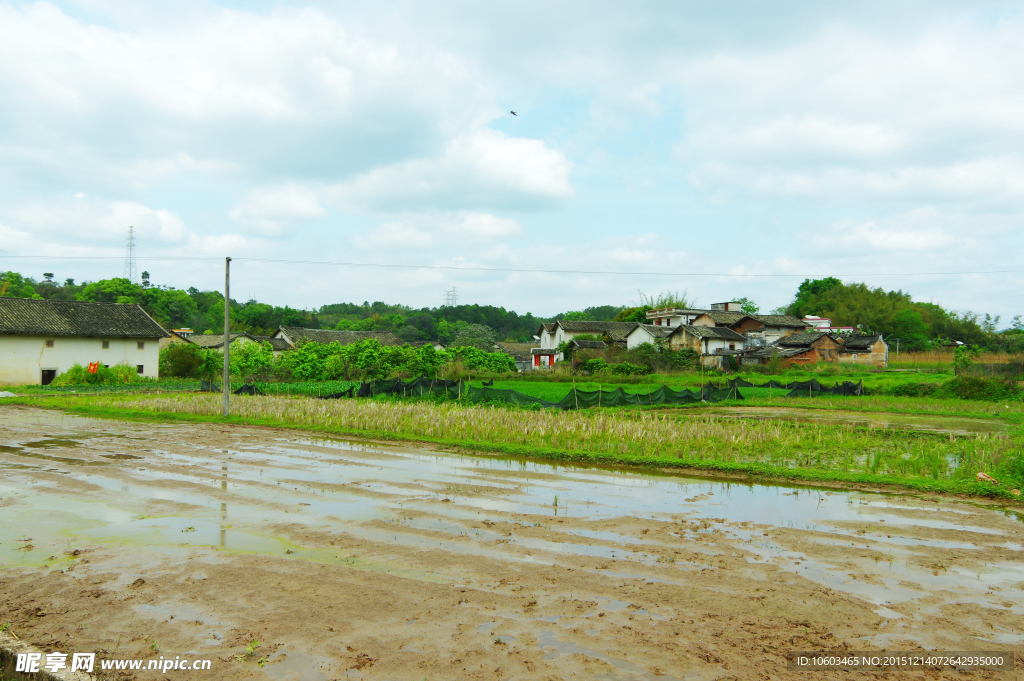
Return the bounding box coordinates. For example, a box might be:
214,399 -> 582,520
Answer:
10,387 -> 1022,500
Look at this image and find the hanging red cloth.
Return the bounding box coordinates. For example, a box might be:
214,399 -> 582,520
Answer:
87,362 -> 99,374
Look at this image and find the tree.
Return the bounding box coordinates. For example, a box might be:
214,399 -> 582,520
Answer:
786,277 -> 843,318
953,344 -> 982,375
891,308 -> 930,351
230,341 -> 275,383
450,323 -> 496,351
0,272 -> 41,299
734,297 -> 760,315
562,310 -> 591,321
141,271 -> 151,288
77,277 -> 143,305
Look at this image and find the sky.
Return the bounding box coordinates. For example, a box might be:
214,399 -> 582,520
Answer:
1,0 -> 1022,322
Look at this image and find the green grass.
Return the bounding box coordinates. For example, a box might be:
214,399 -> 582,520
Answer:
9,392 -> 1022,501
9,378 -> 360,397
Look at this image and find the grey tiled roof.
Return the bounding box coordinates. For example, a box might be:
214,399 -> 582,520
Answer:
746,346 -> 813,358
276,327 -> 404,347
569,339 -> 607,349
749,314 -> 810,328
191,332 -> 248,348
250,335 -> 292,352
840,334 -> 885,350
777,332 -> 839,347
629,324 -> 674,339
0,298 -> 169,338
558,320 -> 639,335
495,342 -> 539,361
673,324 -> 746,341
693,311 -> 746,325
532,347 -> 557,354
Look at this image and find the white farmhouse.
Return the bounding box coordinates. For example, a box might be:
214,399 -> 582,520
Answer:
625,324 -> 673,349
0,298 -> 169,385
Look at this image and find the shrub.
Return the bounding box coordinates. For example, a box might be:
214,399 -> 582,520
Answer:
887,382 -> 939,398
51,362 -> 149,386
611,362 -> 650,376
940,376 -> 1021,401
159,342 -> 204,377
580,358 -> 609,374
51,363 -> 91,386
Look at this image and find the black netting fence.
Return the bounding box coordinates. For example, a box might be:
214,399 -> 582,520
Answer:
343,377 -> 744,410
727,378 -> 864,397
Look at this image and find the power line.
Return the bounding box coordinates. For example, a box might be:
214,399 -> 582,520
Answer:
1,253 -> 1023,278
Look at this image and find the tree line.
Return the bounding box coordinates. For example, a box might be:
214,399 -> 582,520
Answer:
2,270 -> 1020,351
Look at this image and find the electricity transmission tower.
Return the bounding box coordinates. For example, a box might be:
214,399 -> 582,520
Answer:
443,286 -> 458,306
123,226 -> 137,284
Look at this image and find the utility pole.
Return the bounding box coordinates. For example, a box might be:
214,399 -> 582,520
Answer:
223,257 -> 231,417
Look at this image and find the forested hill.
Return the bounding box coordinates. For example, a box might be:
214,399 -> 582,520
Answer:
1,270 -> 1020,349
0,271 -> 553,343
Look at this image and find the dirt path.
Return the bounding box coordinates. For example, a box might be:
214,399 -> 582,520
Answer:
1,405 -> 1022,680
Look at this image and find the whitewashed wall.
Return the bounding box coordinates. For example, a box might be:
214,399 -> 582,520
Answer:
0,335 -> 162,385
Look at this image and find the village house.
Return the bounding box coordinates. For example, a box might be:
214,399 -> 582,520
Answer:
271,326 -> 403,348
566,338 -> 607,360
741,345 -> 818,367
535,320 -> 639,361
158,328 -> 196,351
646,307 -> 716,327
690,312 -> 808,346
188,332 -> 292,356
494,341 -> 539,372
689,310 -> 747,328
743,315 -> 812,344
625,323 -> 674,349
531,347 -> 557,369
803,315 -> 855,334
665,324 -> 746,367
0,298 -> 168,385
776,332 -> 844,361
838,333 -> 888,367
743,332 -> 888,368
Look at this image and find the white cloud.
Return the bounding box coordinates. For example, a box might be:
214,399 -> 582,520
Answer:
352,221 -> 434,250
231,184 -> 326,235
331,130 -> 573,211
677,22 -> 1024,205
7,198 -> 190,244
352,211 -> 522,251
0,3 -> 492,186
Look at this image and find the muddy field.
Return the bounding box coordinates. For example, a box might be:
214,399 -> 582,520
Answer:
1,404 -> 1023,680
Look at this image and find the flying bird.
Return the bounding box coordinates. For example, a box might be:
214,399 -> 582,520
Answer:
510,110 -> 517,116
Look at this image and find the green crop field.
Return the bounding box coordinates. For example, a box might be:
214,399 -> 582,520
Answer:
7,383 -> 1022,502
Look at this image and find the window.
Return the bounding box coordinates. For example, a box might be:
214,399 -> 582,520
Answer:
137,365 -> 144,374
137,341 -> 145,350
666,319 -> 671,326
44,339 -> 54,348
102,340 -> 110,349
729,343 -> 735,350
41,369 -> 56,385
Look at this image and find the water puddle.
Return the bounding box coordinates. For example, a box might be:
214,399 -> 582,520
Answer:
2,412 -> 1022,618
536,630 -> 680,680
